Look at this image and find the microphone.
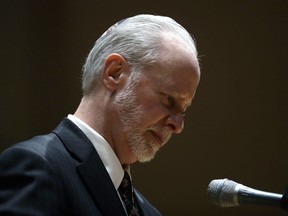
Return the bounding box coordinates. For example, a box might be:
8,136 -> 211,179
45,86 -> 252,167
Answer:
207,178 -> 284,208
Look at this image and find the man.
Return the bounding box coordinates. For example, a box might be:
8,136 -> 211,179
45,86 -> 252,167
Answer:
0,14 -> 200,215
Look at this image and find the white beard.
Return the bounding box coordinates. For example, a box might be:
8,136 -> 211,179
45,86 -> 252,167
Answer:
114,75 -> 162,162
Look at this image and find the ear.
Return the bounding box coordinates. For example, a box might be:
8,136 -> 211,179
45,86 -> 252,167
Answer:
102,53 -> 130,92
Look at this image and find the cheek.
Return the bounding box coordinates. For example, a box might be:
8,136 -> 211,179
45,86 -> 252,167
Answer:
134,84 -> 167,126
139,101 -> 167,126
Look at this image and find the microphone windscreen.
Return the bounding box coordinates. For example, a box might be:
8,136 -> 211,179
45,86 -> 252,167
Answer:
207,178 -> 239,207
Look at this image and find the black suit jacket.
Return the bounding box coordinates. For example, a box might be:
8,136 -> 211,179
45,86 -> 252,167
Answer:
0,118 -> 161,216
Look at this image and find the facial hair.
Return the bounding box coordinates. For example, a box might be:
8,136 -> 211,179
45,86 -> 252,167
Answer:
114,75 -> 170,162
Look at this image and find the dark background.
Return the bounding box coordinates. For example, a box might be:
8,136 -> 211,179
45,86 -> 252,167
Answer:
1,1 -> 288,215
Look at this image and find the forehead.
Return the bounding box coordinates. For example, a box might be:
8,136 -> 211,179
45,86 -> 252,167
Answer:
142,44 -> 200,104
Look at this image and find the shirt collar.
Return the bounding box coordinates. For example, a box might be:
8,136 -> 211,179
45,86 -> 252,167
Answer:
67,114 -> 125,189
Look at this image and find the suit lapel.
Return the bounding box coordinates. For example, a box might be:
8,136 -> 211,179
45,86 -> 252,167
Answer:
53,118 -> 126,216
77,149 -> 126,216
134,189 -> 162,216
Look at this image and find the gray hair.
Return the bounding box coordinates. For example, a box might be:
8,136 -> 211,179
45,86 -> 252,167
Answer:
82,14 -> 198,95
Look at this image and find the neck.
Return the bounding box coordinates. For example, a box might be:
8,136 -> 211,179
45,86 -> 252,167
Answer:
74,94 -> 137,165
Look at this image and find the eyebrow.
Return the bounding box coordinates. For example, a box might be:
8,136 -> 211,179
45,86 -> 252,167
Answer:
159,92 -> 190,114
166,85 -> 192,106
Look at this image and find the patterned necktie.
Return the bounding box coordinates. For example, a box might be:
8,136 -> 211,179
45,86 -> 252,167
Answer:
118,171 -> 141,216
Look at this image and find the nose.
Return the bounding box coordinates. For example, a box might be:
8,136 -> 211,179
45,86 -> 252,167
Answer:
165,113 -> 184,134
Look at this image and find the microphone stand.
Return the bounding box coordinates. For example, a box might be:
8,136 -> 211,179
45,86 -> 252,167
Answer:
281,186 -> 288,211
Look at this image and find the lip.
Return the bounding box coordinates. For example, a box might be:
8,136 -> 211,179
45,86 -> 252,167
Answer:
150,130 -> 164,146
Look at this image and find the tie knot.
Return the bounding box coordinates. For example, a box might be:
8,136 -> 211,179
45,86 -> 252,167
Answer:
119,171 -> 132,192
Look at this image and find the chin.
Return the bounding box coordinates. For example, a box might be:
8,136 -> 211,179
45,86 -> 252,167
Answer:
137,155 -> 154,163
136,147 -> 159,163
129,135 -> 160,163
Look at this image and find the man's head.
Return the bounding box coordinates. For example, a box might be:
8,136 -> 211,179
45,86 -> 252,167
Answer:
77,14 -> 200,164
81,14 -> 198,95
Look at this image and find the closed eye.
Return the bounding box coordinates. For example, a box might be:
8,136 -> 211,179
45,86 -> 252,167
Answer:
166,95 -> 175,108
161,93 -> 186,117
